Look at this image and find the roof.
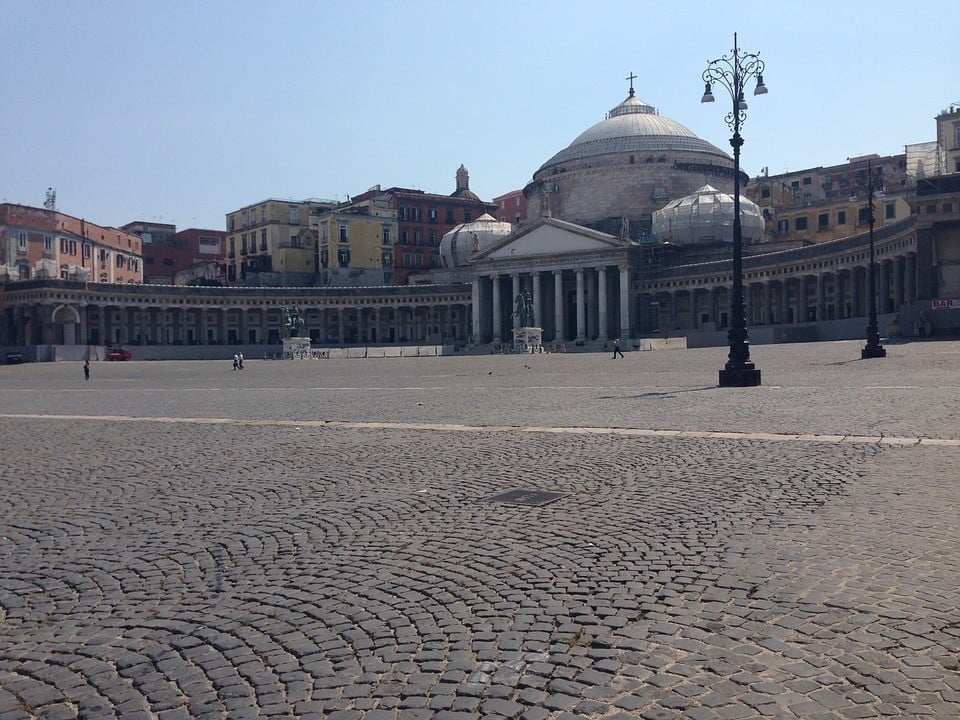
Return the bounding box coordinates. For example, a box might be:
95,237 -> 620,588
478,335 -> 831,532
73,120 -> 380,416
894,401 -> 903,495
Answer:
537,93 -> 729,171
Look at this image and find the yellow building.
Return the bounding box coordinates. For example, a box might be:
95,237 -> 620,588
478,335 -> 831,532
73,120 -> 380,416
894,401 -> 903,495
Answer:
746,154 -> 914,245
225,198 -> 335,285
315,199 -> 398,286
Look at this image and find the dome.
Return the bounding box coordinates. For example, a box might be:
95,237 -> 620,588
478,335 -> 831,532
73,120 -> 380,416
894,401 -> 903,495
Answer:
537,92 -> 729,171
651,185 -> 765,245
440,213 -> 513,268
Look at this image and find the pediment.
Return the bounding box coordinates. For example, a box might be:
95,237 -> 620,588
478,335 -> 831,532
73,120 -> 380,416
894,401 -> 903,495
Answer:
474,218 -> 623,261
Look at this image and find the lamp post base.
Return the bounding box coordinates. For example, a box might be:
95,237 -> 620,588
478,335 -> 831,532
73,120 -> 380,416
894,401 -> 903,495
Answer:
861,344 -> 887,359
719,364 -> 762,387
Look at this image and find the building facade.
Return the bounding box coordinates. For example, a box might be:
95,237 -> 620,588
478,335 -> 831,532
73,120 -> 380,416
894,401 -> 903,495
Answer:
1,204 -> 143,284
137,227 -> 226,284
315,199 -> 397,287
492,189 -> 528,225
225,199 -> 336,285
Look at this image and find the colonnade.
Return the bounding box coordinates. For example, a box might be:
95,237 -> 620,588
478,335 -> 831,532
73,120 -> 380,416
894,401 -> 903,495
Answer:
471,264 -> 631,344
3,285 -> 472,348
642,252 -> 917,332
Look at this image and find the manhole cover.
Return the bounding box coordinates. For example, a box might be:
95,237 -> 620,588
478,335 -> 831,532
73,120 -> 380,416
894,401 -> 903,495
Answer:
487,489 -> 564,507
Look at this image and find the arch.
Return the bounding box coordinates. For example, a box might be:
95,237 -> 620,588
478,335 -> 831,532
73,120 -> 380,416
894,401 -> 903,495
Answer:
51,304 -> 81,324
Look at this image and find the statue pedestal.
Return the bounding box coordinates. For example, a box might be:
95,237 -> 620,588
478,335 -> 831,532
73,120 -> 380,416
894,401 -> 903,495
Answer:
282,336 -> 312,359
512,326 -> 543,353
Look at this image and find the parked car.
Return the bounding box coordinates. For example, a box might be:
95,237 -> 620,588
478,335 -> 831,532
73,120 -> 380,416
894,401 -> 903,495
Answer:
105,346 -> 132,361
5,351 -> 24,364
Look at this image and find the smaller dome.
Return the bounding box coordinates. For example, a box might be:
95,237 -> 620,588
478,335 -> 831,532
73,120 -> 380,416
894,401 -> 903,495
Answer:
440,213 -> 513,268
652,185 -> 765,246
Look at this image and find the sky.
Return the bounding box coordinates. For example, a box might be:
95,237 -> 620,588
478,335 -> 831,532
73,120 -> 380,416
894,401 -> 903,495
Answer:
2,0 -> 958,231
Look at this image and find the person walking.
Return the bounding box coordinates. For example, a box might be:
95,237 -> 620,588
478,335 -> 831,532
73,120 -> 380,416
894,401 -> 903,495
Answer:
612,337 -> 625,359
232,353 -> 239,371
238,352 -> 244,370
83,360 -> 90,380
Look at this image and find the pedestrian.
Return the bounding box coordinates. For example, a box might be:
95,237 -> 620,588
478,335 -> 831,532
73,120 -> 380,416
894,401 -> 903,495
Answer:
916,312 -> 927,338
238,352 -> 244,370
612,337 -> 624,359
83,360 -> 90,381
233,353 -> 239,371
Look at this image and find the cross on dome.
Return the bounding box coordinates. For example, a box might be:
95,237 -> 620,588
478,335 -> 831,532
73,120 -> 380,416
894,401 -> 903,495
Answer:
626,72 -> 637,97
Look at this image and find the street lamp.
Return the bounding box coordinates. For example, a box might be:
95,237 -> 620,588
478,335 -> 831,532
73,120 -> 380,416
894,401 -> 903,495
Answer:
702,33 -> 767,387
861,161 -> 887,359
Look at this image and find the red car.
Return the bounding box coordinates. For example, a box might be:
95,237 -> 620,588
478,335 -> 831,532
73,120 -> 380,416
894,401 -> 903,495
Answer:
105,346 -> 132,361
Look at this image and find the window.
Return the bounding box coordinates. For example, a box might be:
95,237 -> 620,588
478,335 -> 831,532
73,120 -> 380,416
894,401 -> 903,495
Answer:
382,250 -> 393,267
116,254 -> 125,268
399,206 -> 408,220
791,180 -> 800,189
818,213 -> 829,230
415,253 -> 423,267
83,244 -> 91,259
926,204 -> 937,214
761,187 -> 771,198
69,240 -> 77,255
464,210 -> 472,222
414,230 -> 421,245
242,210 -> 248,227
944,202 -> 954,213
382,226 -> 391,244
290,234 -> 299,248
401,230 -> 408,243
446,209 -> 454,223
411,207 -> 421,221
777,219 -> 788,236
885,203 -> 896,219
794,217 -> 808,231
337,247 -> 350,267
321,224 -> 328,242
339,223 -> 348,242
100,273 -> 107,282
261,207 -> 266,223
837,210 -> 846,225
802,177 -> 812,185
859,207 -> 871,224
45,236 -> 53,252
18,232 -> 27,250
60,237 -> 68,253
261,229 -> 267,250
429,231 -> 436,245
402,252 -> 412,266
288,206 -> 298,224
320,247 -> 329,268
163,258 -> 174,266
428,208 -> 437,221
954,122 -> 960,149
241,235 -> 247,253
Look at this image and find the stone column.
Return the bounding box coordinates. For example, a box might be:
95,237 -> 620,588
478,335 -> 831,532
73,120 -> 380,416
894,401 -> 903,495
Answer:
816,273 -> 827,321
597,266 -> 608,339
471,277 -> 481,342
575,268 -> 585,341
780,280 -> 790,324
338,308 -> 345,345
530,272 -> 541,329
670,291 -> 679,331
97,305 -> 107,345
893,256 -> 904,309
833,272 -> 844,320
586,270 -> 596,339
553,270 -> 564,342
905,252 -> 917,304
761,282 -> 772,324
879,261 -> 890,314
851,269 -> 862,318
618,265 -> 630,339
511,273 -> 520,332
218,308 -> 227,345
492,274 -> 502,343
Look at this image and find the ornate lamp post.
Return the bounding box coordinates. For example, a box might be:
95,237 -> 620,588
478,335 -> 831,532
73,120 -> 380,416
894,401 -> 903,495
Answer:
702,33 -> 767,387
861,161 -> 887,359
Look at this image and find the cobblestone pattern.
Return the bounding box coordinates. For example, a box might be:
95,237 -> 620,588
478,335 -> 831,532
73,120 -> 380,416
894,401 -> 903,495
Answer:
2,414 -> 959,719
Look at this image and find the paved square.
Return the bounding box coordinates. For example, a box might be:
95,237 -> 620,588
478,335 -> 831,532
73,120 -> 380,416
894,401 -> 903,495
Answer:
1,340 -> 959,719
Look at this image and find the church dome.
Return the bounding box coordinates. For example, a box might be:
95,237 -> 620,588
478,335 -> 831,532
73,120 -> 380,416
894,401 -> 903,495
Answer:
651,185 -> 765,245
440,213 -> 513,268
538,92 -> 729,170
524,83 -> 738,238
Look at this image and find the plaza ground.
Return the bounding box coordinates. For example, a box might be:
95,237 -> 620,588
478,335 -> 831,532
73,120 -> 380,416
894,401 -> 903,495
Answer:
1,340 -> 958,719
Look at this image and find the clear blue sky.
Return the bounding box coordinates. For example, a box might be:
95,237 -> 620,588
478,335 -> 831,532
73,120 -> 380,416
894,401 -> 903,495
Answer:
2,0 -> 957,231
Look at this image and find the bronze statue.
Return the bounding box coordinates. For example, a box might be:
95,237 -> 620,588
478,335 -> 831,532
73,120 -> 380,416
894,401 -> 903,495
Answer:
281,305 -> 306,338
514,290 -> 534,327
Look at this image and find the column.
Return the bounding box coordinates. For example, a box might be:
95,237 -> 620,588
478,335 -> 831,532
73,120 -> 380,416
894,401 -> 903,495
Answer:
893,256 -> 904,309
905,253 -> 917,304
618,265 -> 630,339
261,307 -> 270,344
879,261 -> 890,314
669,291 -> 679,331
471,277 -> 481,342
78,303 -> 88,345
711,287 -> 721,326
219,308 -> 227,344
553,270 -> 564,342
511,273 -> 520,331
532,271 -> 542,328
586,270 -> 596,339
575,268 -> 585,341
851,269 -> 862,317
762,282 -> 772,325
833,272 -> 844,320
780,279 -> 790,324
492,274 -> 502,343
816,273 -> 827,321
338,308 -> 345,344
597,266 -> 608,339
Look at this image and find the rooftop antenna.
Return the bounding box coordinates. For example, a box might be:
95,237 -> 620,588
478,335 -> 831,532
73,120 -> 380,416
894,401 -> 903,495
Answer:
44,188 -> 56,211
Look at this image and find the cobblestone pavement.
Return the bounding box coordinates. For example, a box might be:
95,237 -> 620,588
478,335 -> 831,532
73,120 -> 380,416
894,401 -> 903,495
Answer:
1,340 -> 959,719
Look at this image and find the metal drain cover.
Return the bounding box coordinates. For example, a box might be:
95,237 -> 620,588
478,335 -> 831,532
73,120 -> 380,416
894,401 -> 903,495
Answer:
488,489 -> 564,506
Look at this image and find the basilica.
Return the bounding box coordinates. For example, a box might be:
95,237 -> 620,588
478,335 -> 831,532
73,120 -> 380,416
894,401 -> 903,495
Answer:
3,83 -> 959,359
